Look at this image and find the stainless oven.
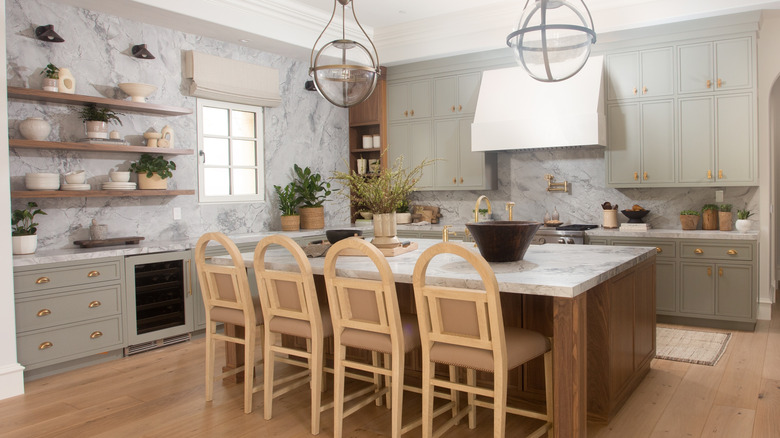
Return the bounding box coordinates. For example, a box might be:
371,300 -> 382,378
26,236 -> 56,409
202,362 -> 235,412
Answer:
532,224 -> 598,245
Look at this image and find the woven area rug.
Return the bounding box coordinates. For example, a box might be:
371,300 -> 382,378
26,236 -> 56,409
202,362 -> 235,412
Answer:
656,327 -> 731,366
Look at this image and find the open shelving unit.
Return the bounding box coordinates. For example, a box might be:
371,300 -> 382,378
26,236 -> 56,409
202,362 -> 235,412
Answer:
7,87 -> 192,116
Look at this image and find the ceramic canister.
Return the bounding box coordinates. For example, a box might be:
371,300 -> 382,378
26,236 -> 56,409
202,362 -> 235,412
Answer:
19,117 -> 51,141
362,135 -> 372,148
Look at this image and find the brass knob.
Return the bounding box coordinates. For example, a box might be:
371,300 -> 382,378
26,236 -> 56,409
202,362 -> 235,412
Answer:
88,300 -> 102,308
452,177 -> 456,184
643,86 -> 648,94
707,267 -> 712,276
35,277 -> 50,284
656,247 -> 662,253
694,248 -> 703,254
90,331 -> 103,339
727,249 -> 738,255
643,171 -> 648,181
37,309 -> 51,317
717,78 -> 722,88
87,271 -> 100,277
634,172 -> 638,181
460,177 -> 464,184
718,267 -> 724,276
458,105 -> 462,111
410,109 -> 414,116
707,79 -> 712,88
39,341 -> 53,350
718,169 -> 723,179
404,110 -> 408,117
707,169 -> 712,179
633,87 -> 637,95
451,105 -> 455,112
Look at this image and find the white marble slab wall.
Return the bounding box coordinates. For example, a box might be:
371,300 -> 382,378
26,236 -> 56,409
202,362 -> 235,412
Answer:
410,147 -> 760,229
6,0 -> 350,249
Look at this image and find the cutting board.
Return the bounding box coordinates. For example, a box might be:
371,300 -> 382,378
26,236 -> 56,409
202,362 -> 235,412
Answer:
340,241 -> 418,257
73,236 -> 145,248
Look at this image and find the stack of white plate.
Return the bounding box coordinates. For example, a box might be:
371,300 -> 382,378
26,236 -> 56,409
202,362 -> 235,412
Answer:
25,173 -> 60,190
61,183 -> 91,191
102,182 -> 137,190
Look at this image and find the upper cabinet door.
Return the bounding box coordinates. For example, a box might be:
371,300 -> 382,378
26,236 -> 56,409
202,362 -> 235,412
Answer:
641,100 -> 676,184
387,80 -> 431,122
715,93 -> 753,183
457,73 -> 481,114
607,102 -> 641,185
409,80 -> 432,119
457,118 -> 484,188
387,83 -> 409,122
607,52 -> 639,100
434,77 -> 457,117
640,47 -> 674,98
678,42 -> 713,94
678,96 -> 715,183
715,37 -> 752,91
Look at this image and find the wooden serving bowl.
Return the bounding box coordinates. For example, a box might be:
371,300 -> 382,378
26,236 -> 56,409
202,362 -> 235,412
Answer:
465,221 -> 543,262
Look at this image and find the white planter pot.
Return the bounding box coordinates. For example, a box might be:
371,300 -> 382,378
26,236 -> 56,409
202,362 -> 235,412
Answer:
735,219 -> 751,233
85,121 -> 108,139
395,212 -> 412,224
12,234 -> 38,255
19,117 -> 51,141
42,77 -> 58,92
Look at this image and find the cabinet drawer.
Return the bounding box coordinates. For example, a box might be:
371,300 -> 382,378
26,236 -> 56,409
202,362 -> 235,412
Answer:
15,259 -> 122,293
680,242 -> 753,261
16,285 -> 122,332
612,239 -> 676,258
17,316 -> 124,368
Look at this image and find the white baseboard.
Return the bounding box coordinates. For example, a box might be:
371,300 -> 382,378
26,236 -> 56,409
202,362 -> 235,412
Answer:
0,363 -> 25,400
758,300 -> 773,320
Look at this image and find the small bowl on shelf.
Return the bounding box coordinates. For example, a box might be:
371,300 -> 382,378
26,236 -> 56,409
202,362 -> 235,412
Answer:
109,171 -> 131,182
25,172 -> 60,190
621,209 -> 650,223
64,170 -> 86,184
118,82 -> 157,102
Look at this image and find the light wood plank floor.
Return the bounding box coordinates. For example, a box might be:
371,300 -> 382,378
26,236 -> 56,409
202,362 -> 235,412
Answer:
1,296 -> 777,438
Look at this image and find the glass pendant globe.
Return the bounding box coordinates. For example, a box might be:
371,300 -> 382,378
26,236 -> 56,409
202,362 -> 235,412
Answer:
312,39 -> 377,108
507,0 -> 596,82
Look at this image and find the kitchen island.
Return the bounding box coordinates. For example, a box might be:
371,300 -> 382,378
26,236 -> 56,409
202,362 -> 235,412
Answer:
218,238 -> 657,437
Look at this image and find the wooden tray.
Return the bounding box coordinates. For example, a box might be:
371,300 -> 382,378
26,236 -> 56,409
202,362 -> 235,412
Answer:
73,236 -> 145,248
341,241 -> 418,257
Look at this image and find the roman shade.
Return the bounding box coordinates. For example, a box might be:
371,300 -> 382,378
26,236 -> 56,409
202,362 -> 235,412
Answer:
184,50 -> 281,107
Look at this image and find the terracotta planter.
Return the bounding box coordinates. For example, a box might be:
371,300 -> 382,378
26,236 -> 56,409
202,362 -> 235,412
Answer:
12,234 -> 38,255
372,212 -> 401,248
280,215 -> 300,231
299,206 -> 324,229
701,209 -> 718,230
137,172 -> 168,189
718,212 -> 733,231
680,215 -> 699,230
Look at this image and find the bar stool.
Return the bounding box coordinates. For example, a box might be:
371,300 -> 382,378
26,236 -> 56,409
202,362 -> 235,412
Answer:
253,234 -> 333,435
412,242 -> 554,438
194,232 -> 263,414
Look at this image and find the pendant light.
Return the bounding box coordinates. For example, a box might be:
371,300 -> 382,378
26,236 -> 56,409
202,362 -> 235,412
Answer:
506,0 -> 596,82
309,0 -> 380,108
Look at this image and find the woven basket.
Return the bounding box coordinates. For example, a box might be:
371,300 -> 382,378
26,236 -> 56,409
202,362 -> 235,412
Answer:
280,215 -> 300,231
299,206 -> 324,229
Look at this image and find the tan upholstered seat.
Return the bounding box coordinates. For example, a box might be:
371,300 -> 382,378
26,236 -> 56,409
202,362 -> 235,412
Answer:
194,232 -> 263,414
412,242 -> 554,438
253,235 -> 332,435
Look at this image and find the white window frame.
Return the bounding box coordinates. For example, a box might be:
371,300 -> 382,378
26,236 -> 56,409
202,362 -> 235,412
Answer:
196,98 -> 265,203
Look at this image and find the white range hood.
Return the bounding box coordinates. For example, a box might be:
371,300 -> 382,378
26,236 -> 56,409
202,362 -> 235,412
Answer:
471,55 -> 605,152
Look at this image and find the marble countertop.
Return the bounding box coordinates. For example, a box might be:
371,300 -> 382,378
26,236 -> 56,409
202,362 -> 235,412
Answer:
216,238 -> 656,299
586,228 -> 759,240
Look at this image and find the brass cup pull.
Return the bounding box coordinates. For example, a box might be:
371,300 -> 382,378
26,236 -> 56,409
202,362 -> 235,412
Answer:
88,300 -> 102,308
717,78 -> 722,88
656,247 -> 662,253
719,267 -> 724,277
404,110 -> 408,117
727,249 -> 738,255
706,79 -> 712,88
410,109 -> 414,116
707,169 -> 712,179
694,248 -> 703,254
87,271 -> 100,278
634,171 -> 639,181
707,267 -> 712,276
37,309 -> 51,317
39,341 -> 53,350
458,105 -> 462,111
35,277 -> 50,284
90,331 -> 103,339
642,86 -> 648,94
643,171 -> 648,180
451,105 -> 456,112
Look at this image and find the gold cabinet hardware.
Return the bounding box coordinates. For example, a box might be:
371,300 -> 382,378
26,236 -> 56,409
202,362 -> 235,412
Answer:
718,169 -> 723,179
707,169 -> 712,179
88,300 -> 101,308
656,247 -> 662,253
643,86 -> 648,94
706,79 -> 712,88
694,248 -> 703,254
718,267 -> 723,277
87,271 -> 100,278
633,87 -> 637,95
458,105 -> 462,111
35,277 -> 50,284
727,249 -> 738,255
90,331 -> 103,339
186,259 -> 192,297
410,109 -> 414,117
460,177 -> 464,184
643,171 -> 648,180
717,78 -> 722,88
36,309 -> 51,317
634,172 -> 638,181
707,267 -> 712,276
451,105 -> 456,112
452,177 -> 457,184
404,110 -> 408,117
39,341 -> 53,350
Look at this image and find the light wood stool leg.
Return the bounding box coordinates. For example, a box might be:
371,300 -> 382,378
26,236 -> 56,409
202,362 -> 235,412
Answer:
333,344 -> 347,438
263,330 -> 275,420
467,368 -> 476,429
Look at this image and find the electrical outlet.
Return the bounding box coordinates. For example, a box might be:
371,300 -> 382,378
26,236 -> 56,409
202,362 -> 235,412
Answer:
715,190 -> 724,203
173,207 -> 181,220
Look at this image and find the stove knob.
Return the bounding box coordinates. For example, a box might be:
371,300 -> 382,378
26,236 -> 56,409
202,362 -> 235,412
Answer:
538,237 -> 546,244
567,238 -> 575,244
558,238 -> 566,244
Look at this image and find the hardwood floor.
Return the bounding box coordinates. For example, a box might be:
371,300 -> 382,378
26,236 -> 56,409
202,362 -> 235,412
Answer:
1,296 -> 778,437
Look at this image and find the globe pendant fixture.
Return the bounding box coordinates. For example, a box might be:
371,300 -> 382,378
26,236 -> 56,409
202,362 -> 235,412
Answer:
310,0 -> 380,108
506,0 -> 596,82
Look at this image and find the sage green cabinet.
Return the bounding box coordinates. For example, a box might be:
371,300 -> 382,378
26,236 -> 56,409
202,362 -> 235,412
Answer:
680,262 -> 753,319
387,80 -> 432,122
611,239 -> 677,314
678,37 -> 752,94
388,120 -> 434,189
433,72 -> 481,117
433,118 -> 494,190
606,47 -> 674,100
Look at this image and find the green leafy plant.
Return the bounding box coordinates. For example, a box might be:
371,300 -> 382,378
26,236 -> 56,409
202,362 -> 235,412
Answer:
292,164 -> 331,208
719,204 -> 732,212
129,154 -> 176,179
473,208 -> 489,214
77,104 -> 123,125
274,182 -> 299,216
12,202 -> 46,236
396,199 -> 410,213
737,209 -> 753,220
702,204 -> 719,211
680,210 -> 700,216
40,63 -> 59,79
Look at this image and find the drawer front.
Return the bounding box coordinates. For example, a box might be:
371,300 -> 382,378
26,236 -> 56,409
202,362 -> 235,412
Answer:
17,316 -> 124,367
15,259 -> 122,293
612,239 -> 676,258
16,285 -> 122,332
680,242 -> 753,261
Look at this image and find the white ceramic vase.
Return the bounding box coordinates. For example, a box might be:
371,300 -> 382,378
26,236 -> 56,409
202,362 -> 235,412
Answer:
57,68 -> 75,94
12,234 -> 38,255
735,219 -> 751,233
19,117 -> 51,141
42,77 -> 58,92
85,121 -> 108,139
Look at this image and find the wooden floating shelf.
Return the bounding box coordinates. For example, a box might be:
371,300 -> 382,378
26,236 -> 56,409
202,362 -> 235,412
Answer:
11,190 -> 195,199
9,139 -> 194,155
7,86 -> 192,116
349,147 -> 381,153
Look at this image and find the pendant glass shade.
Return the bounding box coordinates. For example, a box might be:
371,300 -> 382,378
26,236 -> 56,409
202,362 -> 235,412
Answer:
507,0 -> 596,82
310,0 -> 379,108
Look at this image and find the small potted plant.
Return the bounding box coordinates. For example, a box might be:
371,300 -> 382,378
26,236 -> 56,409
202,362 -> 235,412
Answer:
701,204 -> 718,230
718,204 -> 733,231
679,210 -> 700,230
129,154 -> 176,189
473,208 -> 490,222
78,103 -> 123,139
292,164 -> 331,229
12,202 -> 46,254
274,182 -> 300,231
40,63 -> 59,92
396,199 -> 412,224
736,209 -> 753,232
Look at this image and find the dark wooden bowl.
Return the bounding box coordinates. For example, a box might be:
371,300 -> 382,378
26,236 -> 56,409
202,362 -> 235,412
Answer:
325,229 -> 363,244
621,209 -> 650,223
465,221 -> 543,262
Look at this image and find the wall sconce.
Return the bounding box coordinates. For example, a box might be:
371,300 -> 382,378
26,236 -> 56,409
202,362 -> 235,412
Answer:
544,174 -> 568,192
35,25 -> 64,43
131,44 -> 155,59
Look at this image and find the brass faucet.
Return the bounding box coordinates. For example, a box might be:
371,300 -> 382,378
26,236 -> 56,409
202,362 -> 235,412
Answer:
474,195 -> 492,222
442,225 -> 456,242
506,202 -> 515,221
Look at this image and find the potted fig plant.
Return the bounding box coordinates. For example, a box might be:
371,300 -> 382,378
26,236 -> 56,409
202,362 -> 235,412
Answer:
718,204 -> 733,231
78,103 -> 123,139
40,63 -> 59,92
736,209 -> 753,232
679,210 -> 700,230
274,182 -> 300,231
701,204 -> 718,230
12,202 -> 46,254
292,164 -> 331,229
129,154 -> 176,189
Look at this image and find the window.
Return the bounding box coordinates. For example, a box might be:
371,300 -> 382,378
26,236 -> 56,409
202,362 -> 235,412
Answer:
196,99 -> 264,203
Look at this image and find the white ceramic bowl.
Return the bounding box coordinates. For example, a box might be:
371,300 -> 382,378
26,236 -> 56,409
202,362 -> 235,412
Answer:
118,82 -> 157,102
109,171 -> 131,182
25,173 -> 59,190
64,170 -> 86,184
